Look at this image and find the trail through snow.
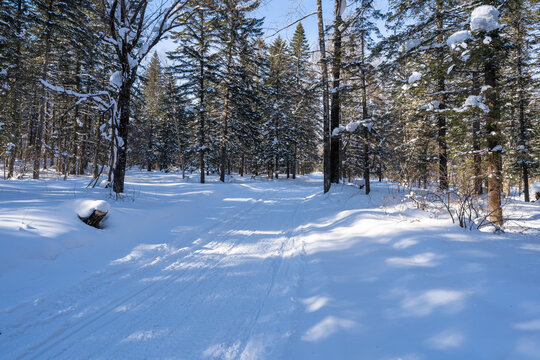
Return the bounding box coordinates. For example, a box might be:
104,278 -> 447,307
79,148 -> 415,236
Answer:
1,172 -> 539,359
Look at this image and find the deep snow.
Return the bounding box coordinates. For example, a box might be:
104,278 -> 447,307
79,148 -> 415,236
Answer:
1,171 -> 539,359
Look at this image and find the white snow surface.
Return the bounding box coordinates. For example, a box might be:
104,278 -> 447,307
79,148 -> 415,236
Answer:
1,171 -> 540,359
470,5 -> 500,33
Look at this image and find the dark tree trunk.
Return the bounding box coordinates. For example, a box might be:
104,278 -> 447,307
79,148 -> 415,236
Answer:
436,0 -> 448,191
33,0 -> 54,179
8,0 -> 24,179
112,84 -> 131,194
484,33 -> 503,226
240,153 -> 245,177
330,0 -> 342,184
472,70 -> 483,195
360,21 -> 370,195
317,0 -> 331,193
515,20 -> 529,202
292,142 -> 297,179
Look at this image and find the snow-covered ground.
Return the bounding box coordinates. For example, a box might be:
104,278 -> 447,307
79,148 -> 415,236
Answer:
1,171 -> 539,359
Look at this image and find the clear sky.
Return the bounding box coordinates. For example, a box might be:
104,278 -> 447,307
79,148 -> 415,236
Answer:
154,0 -> 389,63
255,0 -> 388,48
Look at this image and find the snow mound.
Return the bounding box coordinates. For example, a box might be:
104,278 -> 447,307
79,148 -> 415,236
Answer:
99,179 -> 111,188
447,30 -> 472,49
408,71 -> 422,84
76,200 -> 110,218
470,5 -> 500,33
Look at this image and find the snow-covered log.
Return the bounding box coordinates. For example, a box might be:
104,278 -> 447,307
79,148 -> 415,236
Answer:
77,200 -> 110,228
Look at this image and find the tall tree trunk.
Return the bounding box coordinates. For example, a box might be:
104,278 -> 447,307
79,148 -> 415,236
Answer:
292,142 -> 297,179
198,10 -> 206,184
317,0 -> 331,193
330,0 -> 342,184
484,33 -> 503,226
472,70 -> 483,195
112,83 -> 131,193
436,0 -> 448,191
360,18 -> 370,195
220,34 -> 233,183
33,0 -> 54,179
515,14 -> 529,202
8,0 -> 24,179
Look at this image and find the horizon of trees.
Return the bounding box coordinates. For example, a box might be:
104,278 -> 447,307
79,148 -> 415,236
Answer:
0,0 -> 538,227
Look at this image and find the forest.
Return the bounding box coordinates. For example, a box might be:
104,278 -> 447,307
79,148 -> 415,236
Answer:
0,0 -> 538,225
1,1 -> 540,358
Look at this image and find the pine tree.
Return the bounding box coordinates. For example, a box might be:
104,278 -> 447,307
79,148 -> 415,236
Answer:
214,0 -> 262,182
169,0 -> 220,183
141,52 -> 165,171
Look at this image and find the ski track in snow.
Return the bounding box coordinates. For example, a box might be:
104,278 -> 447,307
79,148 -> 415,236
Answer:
1,171 -> 540,359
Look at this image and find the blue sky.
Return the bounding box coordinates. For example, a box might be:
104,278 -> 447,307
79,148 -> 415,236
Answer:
155,0 -> 389,63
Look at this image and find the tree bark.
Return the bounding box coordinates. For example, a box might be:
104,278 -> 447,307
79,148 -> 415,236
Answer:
436,0 -> 448,191
112,84 -> 131,194
33,0 -> 55,179
472,70 -> 483,195
330,0 -> 342,184
484,33 -> 503,226
317,0 -> 331,193
360,17 -> 370,195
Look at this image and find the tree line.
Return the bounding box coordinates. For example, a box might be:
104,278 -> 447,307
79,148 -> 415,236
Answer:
0,0 -> 538,227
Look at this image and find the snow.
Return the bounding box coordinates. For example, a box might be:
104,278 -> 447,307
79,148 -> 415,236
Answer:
110,70 -> 122,89
421,100 -> 440,111
332,125 -> 346,137
402,39 -> 422,52
408,71 -> 422,84
531,182 -> 540,196
1,171 -> 540,359
76,200 -> 111,218
470,5 -> 500,33
446,30 -> 472,49
339,0 -> 347,16
464,95 -> 489,113
491,144 -> 503,152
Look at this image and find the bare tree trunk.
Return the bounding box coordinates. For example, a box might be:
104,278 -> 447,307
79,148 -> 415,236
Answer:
112,84 -> 130,193
292,142 -> 297,179
360,18 -> 370,195
8,0 -> 24,179
330,0 -> 342,184
485,33 -> 503,226
317,0 -> 331,193
472,70 -> 483,195
515,17 -> 529,202
436,0 -> 448,191
33,0 -> 55,179
199,18 -> 206,184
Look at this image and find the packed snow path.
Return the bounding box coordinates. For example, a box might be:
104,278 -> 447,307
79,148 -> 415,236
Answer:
1,172 -> 540,359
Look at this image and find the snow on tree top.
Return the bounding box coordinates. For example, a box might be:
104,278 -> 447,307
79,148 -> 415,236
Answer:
401,39 -> 422,52
464,95 -> 489,113
446,30 -> 472,49
470,5 -> 500,33
408,71 -> 422,84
